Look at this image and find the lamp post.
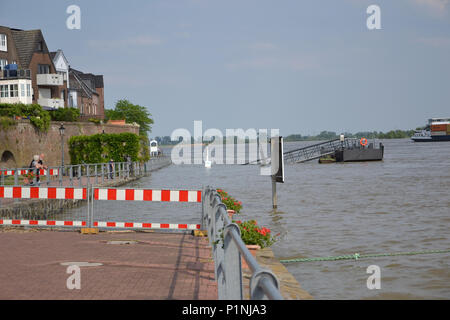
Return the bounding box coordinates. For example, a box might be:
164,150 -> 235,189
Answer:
59,123 -> 65,174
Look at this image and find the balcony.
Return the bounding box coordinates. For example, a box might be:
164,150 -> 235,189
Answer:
0,69 -> 31,79
37,98 -> 64,109
36,73 -> 63,86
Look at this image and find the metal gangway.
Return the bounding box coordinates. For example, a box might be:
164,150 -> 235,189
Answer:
283,138 -> 359,163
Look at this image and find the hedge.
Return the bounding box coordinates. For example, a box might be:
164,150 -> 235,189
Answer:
69,132 -> 141,165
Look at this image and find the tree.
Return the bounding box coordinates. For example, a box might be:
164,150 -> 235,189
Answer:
105,99 -> 154,136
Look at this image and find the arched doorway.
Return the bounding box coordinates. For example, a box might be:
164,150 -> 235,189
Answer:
1,150 -> 16,167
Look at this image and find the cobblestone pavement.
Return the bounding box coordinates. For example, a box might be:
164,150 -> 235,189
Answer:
0,229 -> 217,300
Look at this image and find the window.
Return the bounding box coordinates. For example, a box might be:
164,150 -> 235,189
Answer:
26,84 -> 31,97
0,59 -> 7,70
0,34 -> 6,51
38,64 -> 50,74
0,85 -> 9,98
9,84 -> 18,97
21,84 -> 25,97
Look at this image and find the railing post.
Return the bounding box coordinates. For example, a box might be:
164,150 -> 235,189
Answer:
223,223 -> 243,299
33,168 -> 37,186
87,164 -> 90,186
78,165 -> 82,187
46,167 -> 50,186
70,166 -> 73,187
14,170 -> 18,186
59,166 -> 63,187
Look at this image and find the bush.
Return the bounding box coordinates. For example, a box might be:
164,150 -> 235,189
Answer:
0,116 -> 17,130
0,103 -> 51,132
88,118 -> 101,124
69,132 -> 140,164
49,107 -> 80,122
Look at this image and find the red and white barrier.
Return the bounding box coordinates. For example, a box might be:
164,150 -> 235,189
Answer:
0,219 -> 86,227
94,221 -> 201,230
0,186 -> 86,200
94,188 -> 202,202
1,169 -> 59,176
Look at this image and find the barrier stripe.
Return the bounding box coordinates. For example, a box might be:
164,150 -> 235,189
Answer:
94,188 -> 202,202
93,221 -> 201,230
0,220 -> 86,227
1,169 -> 59,176
0,187 -> 86,200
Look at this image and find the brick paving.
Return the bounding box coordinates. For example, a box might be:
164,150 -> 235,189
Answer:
0,229 -> 217,300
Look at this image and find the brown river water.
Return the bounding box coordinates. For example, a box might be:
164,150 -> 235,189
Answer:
69,138 -> 450,299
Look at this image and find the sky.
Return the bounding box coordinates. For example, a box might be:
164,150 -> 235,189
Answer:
1,0 -> 449,137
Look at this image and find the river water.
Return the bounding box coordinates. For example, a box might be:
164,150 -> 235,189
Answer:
68,138 -> 450,299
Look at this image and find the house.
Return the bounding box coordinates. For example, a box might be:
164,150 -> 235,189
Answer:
69,68 -> 104,120
0,26 -> 64,109
50,49 -> 70,107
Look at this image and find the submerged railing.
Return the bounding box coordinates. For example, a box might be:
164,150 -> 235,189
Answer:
202,186 -> 283,300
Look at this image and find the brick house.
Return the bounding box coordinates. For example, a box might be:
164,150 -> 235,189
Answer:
0,26 -> 64,109
68,68 -> 104,120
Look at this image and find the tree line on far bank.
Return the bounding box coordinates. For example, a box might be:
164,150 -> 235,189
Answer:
284,129 -> 417,142
152,129 -> 418,146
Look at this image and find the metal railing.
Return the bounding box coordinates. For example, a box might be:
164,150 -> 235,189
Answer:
202,186 -> 283,300
0,156 -> 171,188
283,138 -> 366,163
1,69 -> 31,79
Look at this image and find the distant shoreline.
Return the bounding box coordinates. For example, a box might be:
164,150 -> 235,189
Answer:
157,136 -> 413,147
153,129 -> 417,146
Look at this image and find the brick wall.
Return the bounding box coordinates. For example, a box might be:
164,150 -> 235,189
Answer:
0,120 -> 140,168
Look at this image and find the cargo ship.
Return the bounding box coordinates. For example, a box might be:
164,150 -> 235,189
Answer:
411,118 -> 450,142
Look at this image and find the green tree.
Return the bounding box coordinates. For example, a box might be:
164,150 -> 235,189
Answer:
105,99 -> 154,136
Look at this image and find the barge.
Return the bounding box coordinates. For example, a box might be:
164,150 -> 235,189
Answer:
412,118 -> 450,142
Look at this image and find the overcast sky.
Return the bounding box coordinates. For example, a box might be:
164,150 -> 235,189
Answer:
1,0 -> 449,137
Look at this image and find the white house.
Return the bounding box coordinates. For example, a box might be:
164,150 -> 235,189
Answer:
50,49 -> 71,107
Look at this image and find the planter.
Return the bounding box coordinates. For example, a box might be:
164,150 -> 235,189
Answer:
241,244 -> 261,270
227,209 -> 236,219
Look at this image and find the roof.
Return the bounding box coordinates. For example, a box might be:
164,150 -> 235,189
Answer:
50,49 -> 70,69
10,29 -> 50,69
69,69 -> 98,98
70,67 -> 104,89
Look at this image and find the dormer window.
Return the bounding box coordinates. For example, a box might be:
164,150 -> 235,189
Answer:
0,34 -> 6,51
37,41 -> 43,51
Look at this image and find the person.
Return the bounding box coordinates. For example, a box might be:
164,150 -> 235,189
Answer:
126,155 -> 133,176
108,159 -> 114,179
25,155 -> 41,185
38,154 -> 48,170
33,153 -> 48,185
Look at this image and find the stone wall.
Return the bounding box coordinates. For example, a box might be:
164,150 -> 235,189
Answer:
0,120 -> 139,168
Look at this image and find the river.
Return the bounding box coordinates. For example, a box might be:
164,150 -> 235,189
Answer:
67,138 -> 450,299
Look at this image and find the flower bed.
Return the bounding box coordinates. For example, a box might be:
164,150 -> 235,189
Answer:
233,220 -> 276,249
217,188 -> 242,213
